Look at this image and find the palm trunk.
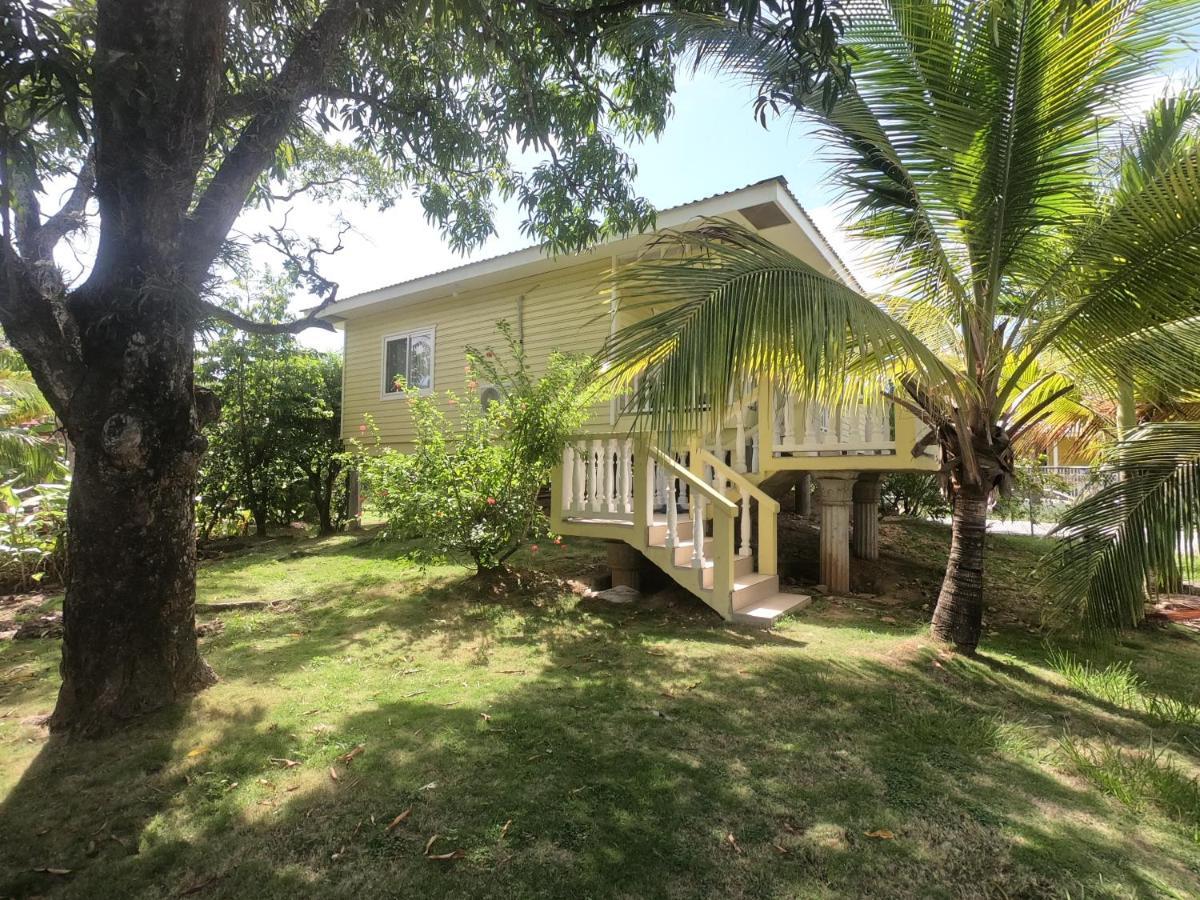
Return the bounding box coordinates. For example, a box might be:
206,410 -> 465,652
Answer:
930,484 -> 989,653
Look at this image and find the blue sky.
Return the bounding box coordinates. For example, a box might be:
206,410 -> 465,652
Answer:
276,70 -> 841,350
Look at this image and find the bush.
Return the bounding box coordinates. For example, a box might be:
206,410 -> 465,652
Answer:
880,472 -> 950,519
0,479 -> 68,592
197,279 -> 347,538
354,321 -> 594,574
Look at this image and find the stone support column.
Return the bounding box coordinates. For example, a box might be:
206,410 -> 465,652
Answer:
852,473 -> 881,561
816,473 -> 857,594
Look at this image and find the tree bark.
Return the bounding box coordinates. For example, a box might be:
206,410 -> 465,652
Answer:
930,484 -> 989,653
49,295 -> 216,736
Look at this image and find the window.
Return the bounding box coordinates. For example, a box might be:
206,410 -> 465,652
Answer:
382,328 -> 434,396
479,384 -> 503,411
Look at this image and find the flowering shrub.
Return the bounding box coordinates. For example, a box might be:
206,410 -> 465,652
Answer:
354,321 -> 595,574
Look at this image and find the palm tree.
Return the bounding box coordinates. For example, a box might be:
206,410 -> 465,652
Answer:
1041,421 -> 1200,634
602,0 -> 1200,652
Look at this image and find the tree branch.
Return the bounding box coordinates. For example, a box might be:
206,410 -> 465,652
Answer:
197,296 -> 337,334
181,0 -> 368,288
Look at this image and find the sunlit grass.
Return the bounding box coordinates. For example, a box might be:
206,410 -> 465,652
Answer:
1,525 -> 1199,898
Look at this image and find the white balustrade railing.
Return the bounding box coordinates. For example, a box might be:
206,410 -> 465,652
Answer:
559,434 -> 636,521
772,393 -> 894,455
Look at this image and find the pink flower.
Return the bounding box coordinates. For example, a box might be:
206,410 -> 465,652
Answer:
553,536 -> 562,545
467,380 -> 478,390
530,544 -> 539,553
358,424 -> 367,433
486,497 -> 497,506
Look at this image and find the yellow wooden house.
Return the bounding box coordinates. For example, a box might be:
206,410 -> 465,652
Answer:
323,177 -> 940,626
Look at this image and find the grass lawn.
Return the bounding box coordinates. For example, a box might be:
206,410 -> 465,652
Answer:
2,520 -> 1200,898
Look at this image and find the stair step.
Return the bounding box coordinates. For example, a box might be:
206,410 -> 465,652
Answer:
646,519 -> 694,546
732,573 -> 778,608
731,592 -> 812,627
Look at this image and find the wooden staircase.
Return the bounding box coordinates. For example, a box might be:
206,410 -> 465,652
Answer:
551,438 -> 811,627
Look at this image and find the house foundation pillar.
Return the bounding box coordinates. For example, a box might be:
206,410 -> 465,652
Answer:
796,472 -> 812,517
607,540 -> 645,590
852,474 -> 881,561
816,473 -> 857,594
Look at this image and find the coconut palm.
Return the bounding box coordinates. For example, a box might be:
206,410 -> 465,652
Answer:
601,0 -> 1200,652
1041,422 -> 1200,634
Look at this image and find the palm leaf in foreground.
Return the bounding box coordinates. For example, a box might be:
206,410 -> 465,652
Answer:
600,221 -> 958,441
1041,423 -> 1200,634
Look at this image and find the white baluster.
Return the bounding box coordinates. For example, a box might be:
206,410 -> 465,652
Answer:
665,473 -> 679,549
734,405 -> 747,473
654,461 -> 665,508
620,440 -> 632,514
603,438 -> 616,513
562,446 -> 576,513
589,440 -> 601,512
782,394 -> 795,446
572,446 -> 585,513
797,401 -> 808,447
691,492 -> 705,570
739,488 -> 752,557
751,433 -> 760,473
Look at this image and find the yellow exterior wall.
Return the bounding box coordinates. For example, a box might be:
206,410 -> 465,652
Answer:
340,259 -> 615,448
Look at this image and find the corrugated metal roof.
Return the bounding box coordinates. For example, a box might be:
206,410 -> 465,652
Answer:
330,175 -> 864,307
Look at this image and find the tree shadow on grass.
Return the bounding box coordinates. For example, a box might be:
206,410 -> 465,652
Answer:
3,588 -> 1199,898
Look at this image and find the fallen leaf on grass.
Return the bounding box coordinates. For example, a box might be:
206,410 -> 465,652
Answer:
424,835 -> 466,861
338,745 -> 365,765
33,866 -> 71,875
772,843 -> 791,855
329,767 -> 340,782
864,829 -> 895,840
419,781 -> 438,791
186,746 -> 209,758
385,808 -> 412,832
270,758 -> 301,768
480,713 -> 492,722
725,833 -> 743,855
499,819 -> 511,840
178,874 -> 222,895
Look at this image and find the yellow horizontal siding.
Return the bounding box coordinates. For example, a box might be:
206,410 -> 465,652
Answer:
341,260 -> 616,448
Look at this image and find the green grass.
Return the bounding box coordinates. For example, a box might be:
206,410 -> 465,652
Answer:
2,523 -> 1200,898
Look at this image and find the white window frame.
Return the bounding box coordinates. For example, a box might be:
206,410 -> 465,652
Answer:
380,326 -> 436,399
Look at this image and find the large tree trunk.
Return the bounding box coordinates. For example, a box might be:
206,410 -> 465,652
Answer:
930,484 -> 989,653
49,302 -> 216,736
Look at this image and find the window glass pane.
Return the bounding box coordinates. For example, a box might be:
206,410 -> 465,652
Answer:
384,337 -> 408,393
408,332 -> 432,390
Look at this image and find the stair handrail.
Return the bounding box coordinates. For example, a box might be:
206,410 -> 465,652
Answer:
648,445 -> 737,616
698,448 -> 779,577
647,447 -> 738,517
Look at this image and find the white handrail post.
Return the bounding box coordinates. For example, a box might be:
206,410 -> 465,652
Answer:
562,446 -> 576,514
692,492 -> 705,572
734,404 -> 747,473
603,438 -> 616,513
782,394 -> 795,446
750,433 -> 760,473
572,445 -> 585,514
738,488 -> 751,557
621,439 -> 633,514
589,439 -> 601,512
665,472 -> 679,549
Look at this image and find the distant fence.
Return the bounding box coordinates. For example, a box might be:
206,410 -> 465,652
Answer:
1042,465 -> 1112,502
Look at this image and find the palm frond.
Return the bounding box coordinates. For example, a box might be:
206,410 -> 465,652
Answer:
1041,422 -> 1200,634
599,220 -> 955,440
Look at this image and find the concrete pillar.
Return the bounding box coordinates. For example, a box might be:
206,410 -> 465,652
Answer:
852,473 -> 881,561
816,473 -> 857,594
607,540 -> 645,589
796,472 -> 812,517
